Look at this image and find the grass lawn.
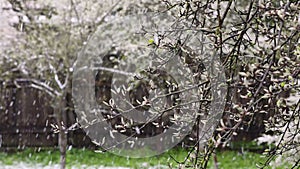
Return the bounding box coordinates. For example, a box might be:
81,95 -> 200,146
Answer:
0,147 -> 286,169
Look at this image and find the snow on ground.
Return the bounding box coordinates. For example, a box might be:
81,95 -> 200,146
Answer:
0,162 -> 130,169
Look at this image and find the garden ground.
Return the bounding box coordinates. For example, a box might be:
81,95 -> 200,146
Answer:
0,147 -> 289,169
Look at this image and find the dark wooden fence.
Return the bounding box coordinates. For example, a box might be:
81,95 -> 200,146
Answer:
0,81 -> 93,148
0,80 -> 266,148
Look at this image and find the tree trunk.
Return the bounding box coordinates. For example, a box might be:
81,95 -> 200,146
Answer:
55,93 -> 68,169
59,128 -> 67,169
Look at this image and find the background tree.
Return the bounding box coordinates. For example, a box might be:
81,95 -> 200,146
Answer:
0,0 -> 117,168
0,0 -> 169,168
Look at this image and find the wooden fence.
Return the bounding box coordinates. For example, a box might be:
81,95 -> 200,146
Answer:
0,80 -> 267,148
0,81 -> 93,148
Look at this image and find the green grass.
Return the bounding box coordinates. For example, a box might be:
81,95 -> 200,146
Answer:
0,147 -> 188,168
0,147 -> 289,169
